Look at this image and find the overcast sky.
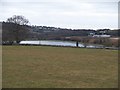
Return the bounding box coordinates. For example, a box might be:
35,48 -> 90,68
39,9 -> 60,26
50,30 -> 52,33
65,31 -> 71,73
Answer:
0,0 -> 119,29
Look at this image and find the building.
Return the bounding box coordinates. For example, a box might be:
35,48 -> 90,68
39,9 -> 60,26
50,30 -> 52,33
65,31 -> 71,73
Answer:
92,35 -> 111,37
89,31 -> 111,38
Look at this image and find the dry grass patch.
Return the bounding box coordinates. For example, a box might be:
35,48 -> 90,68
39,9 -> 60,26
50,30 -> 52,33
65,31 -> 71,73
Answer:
2,46 -> 118,88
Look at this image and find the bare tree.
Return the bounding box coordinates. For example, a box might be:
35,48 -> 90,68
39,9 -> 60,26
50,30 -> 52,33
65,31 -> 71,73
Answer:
7,15 -> 29,25
6,15 -> 30,43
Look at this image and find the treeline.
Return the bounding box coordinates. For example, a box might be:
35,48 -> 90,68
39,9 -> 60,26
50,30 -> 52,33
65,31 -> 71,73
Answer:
30,25 -> 119,40
2,22 -> 30,44
2,21 -> 119,47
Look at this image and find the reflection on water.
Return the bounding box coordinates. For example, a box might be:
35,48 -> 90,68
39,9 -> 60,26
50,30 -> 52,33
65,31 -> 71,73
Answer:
20,40 -> 104,48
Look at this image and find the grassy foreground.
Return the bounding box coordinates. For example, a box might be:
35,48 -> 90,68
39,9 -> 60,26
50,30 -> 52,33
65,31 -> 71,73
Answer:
2,46 -> 118,88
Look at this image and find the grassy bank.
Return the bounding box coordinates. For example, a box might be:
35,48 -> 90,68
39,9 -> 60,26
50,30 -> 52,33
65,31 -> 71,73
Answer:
2,46 -> 118,88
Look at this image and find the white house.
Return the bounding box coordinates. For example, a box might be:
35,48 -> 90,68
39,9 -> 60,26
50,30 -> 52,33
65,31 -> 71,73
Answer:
89,32 -> 111,38
93,35 -> 111,38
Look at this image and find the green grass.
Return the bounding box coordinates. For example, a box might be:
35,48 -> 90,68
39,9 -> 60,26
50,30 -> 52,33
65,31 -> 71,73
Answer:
2,46 -> 118,88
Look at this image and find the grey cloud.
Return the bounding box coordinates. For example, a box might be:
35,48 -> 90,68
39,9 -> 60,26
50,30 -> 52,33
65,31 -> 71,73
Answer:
0,0 -> 118,29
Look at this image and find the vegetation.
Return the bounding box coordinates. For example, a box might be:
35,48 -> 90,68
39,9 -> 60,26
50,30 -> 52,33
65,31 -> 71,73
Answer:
68,36 -> 119,47
3,15 -> 30,43
2,15 -> 119,47
3,46 -> 118,88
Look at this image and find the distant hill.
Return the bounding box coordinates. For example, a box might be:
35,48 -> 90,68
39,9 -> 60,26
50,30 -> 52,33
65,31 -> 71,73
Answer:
29,25 -> 119,40
1,21 -> 119,41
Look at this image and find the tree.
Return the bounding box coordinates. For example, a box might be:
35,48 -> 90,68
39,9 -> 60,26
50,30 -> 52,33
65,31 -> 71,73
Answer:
6,15 -> 29,43
7,15 -> 29,25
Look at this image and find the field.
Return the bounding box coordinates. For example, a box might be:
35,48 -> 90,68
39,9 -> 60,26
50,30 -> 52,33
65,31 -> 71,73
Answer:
2,46 -> 118,88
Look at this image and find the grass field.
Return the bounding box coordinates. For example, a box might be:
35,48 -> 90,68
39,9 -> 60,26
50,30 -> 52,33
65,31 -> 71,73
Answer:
2,46 -> 118,88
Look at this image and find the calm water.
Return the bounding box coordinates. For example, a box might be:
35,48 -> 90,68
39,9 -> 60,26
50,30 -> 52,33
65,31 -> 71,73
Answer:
19,40 -> 104,48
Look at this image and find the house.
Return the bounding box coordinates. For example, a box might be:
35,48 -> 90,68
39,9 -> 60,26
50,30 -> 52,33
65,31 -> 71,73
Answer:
93,35 -> 111,37
89,31 -> 111,38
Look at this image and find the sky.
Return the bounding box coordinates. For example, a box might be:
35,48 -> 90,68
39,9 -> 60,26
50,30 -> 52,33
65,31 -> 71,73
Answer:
0,0 -> 119,30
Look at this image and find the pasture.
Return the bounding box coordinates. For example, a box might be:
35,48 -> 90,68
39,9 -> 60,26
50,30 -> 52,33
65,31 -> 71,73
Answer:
2,46 -> 118,88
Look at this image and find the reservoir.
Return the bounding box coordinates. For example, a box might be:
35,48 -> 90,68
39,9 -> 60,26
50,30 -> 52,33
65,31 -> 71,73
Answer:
19,40 -> 104,48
